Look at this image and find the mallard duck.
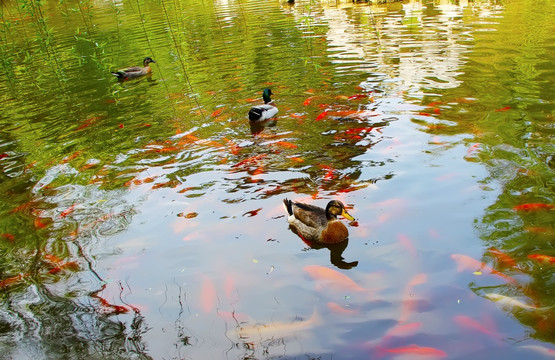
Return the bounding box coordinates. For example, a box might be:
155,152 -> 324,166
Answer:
112,57 -> 156,80
248,88 -> 278,121
283,199 -> 355,244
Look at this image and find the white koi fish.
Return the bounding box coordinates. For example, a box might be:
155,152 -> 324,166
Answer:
232,309 -> 321,340
485,293 -> 536,311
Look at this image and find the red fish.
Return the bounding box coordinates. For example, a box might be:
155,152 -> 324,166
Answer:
383,344 -> 447,358
60,204 -> 77,218
397,234 -> 417,258
487,247 -> 517,268
275,141 -> 298,149
348,94 -> 367,100
327,301 -> 357,315
451,254 -> 516,283
232,154 -> 267,168
513,203 -> 554,211
418,112 -> 432,116
48,261 -> 80,274
454,315 -> 498,337
303,96 -> 316,106
304,265 -> 365,293
0,153 -> 8,160
1,233 -> 15,242
495,106 -> 511,112
345,127 -> 373,134
528,254 -> 555,265
200,277 -> 217,313
398,273 -> 427,323
211,107 -> 225,117
0,273 -> 26,288
315,111 -> 328,121
466,143 -> 480,155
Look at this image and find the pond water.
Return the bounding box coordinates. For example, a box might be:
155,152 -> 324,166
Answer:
1,0 -> 554,358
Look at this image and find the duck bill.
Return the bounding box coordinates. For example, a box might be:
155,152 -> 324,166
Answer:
341,209 -> 355,221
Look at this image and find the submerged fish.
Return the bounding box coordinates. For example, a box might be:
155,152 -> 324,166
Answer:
485,293 -> 537,311
233,309 -> 321,340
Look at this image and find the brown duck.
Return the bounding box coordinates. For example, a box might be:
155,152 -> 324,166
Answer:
283,199 -> 355,244
112,57 -> 156,80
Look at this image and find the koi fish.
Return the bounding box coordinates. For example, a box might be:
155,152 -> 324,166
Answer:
0,273 -> 26,288
519,345 -> 555,357
48,261 -> 80,274
345,127 -> 373,134
453,315 -> 497,337
528,254 -> 555,265
348,94 -> 367,100
200,277 -> 217,313
303,96 -> 316,106
398,273 -> 427,323
289,113 -> 307,119
485,293 -> 537,311
234,309 -> 321,340
0,153 -> 9,160
304,265 -> 365,293
211,107 -> 225,117
1,233 -> 15,242
60,204 -> 77,218
513,203 -> 554,211
327,301 -> 357,315
466,143 -> 480,155
381,344 -> 447,358
383,322 -> 422,339
275,141 -> 298,149
232,154 -> 267,168
61,151 -> 81,164
487,247 -> 517,268
289,156 -> 304,163
495,106 -> 511,112
451,254 -> 516,283
397,234 -> 417,258
315,111 -> 328,121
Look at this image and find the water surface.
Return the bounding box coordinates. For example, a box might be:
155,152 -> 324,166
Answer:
0,0 -> 554,358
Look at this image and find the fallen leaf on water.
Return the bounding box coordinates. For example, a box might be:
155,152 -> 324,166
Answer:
178,212 -> 198,219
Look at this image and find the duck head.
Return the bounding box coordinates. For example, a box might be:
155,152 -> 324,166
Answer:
143,57 -> 156,66
326,200 -> 355,221
262,88 -> 273,104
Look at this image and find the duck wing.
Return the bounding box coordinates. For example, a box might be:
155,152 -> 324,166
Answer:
290,201 -> 327,228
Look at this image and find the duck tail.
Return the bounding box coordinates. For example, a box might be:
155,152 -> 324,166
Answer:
248,107 -> 263,121
283,198 -> 293,216
111,71 -> 125,79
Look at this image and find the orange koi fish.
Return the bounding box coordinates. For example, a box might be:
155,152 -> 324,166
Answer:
383,322 -> 422,339
495,106 -> 511,112
519,345 -> 555,357
348,94 -> 367,100
327,301 -> 357,315
304,265 -> 365,293
513,203 -> 554,211
398,273 -> 427,323
466,143 -> 480,155
233,309 -> 321,340
48,261 -> 80,274
453,315 -> 498,337
451,254 -> 516,283
383,344 -> 447,358
345,127 -> 373,134
1,233 -> 15,242
289,156 -> 304,163
315,111 -> 328,121
60,204 -> 77,218
200,277 -> 217,313
275,141 -> 298,149
528,254 -> 555,265
0,273 -> 26,288
397,234 -> 417,258
232,154 -> 267,168
487,247 -> 517,268
303,96 -> 316,106
211,107 -> 225,117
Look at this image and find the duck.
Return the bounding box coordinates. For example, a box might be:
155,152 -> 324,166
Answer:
112,57 -> 156,80
283,199 -> 355,244
248,88 -> 278,122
